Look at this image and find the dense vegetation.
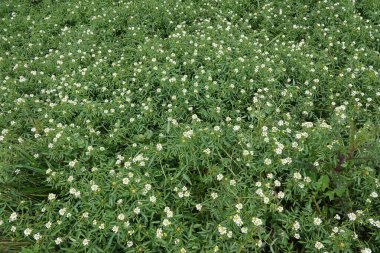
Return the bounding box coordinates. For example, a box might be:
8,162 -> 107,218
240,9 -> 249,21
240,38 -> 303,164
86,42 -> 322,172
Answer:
0,0 -> 380,252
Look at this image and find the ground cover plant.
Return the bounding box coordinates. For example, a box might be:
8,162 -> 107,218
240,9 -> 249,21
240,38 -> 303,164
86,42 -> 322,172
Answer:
0,0 -> 380,252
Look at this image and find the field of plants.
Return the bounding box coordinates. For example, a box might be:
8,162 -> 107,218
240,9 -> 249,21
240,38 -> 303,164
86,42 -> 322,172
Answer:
0,0 -> 380,252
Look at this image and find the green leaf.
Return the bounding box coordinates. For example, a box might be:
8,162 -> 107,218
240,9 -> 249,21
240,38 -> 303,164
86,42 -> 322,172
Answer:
182,173 -> 192,185
334,187 -> 346,197
325,191 -> 335,201
317,175 -> 330,192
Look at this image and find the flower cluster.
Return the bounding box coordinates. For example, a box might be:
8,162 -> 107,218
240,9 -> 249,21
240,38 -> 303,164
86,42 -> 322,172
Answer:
0,0 -> 379,252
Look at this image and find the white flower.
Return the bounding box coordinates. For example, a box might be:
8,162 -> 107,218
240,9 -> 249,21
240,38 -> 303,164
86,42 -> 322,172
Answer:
127,241 -> 133,247
69,188 -> 81,198
162,219 -> 171,226
203,148 -> 211,155
150,195 -> 156,203
183,129 -> 194,139
218,225 -> 227,235
370,192 -> 378,198
33,233 -> 41,241
216,174 -> 224,181
156,228 -> 163,238
233,214 -> 243,226
24,228 -> 32,236
348,213 -> 357,221
314,241 -> 324,250
59,208 -> 66,216
91,184 -> 99,192
314,217 -> 322,226
134,207 -> 140,214
277,191 -> 285,199
294,233 -> 300,239
156,143 -> 163,151
302,122 -> 314,128
211,192 -> 218,199
241,227 -> 248,233
369,219 -> 380,228
264,158 -> 272,165
48,193 -> 56,200
45,221 -> 52,229
55,237 -> 63,245
166,210 -> 173,218
9,212 -> 18,222
123,178 -> 130,185
293,221 -> 300,230
236,203 -> 243,210
361,248 -> 372,253
251,217 -> 263,226
304,176 -> 311,183
117,214 -> 125,221
82,239 -> 89,246
69,160 -> 77,168
214,126 -> 221,131
293,172 -> 302,180
196,204 -> 202,211
112,226 -> 119,233
74,190 -> 81,198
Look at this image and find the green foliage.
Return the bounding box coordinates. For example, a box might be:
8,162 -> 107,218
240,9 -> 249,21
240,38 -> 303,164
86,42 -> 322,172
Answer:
0,0 -> 379,252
